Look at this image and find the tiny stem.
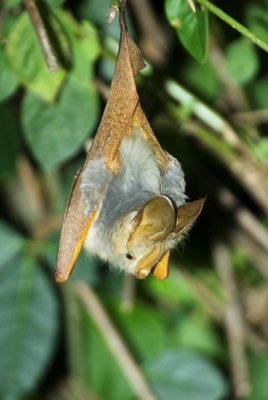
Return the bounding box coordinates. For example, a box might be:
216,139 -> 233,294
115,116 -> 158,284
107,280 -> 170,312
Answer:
107,0 -> 127,24
195,0 -> 268,53
62,285 -> 85,383
24,0 -> 58,70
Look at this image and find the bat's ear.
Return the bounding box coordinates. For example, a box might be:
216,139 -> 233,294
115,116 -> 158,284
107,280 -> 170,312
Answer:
175,197 -> 206,235
128,195 -> 176,246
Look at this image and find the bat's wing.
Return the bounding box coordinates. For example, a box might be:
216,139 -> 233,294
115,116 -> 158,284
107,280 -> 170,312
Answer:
55,20 -> 146,283
54,169 -> 97,283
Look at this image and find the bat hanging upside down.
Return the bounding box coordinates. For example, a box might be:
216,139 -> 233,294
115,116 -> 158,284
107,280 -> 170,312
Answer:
54,11 -> 205,283
81,127 -> 204,279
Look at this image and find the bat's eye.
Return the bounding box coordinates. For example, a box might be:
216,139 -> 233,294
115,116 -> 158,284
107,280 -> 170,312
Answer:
126,252 -> 134,260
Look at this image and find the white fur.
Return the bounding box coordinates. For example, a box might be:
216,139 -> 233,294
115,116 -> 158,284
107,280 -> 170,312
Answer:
118,127 -> 161,194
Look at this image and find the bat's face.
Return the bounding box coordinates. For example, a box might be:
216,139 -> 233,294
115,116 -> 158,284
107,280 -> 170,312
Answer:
84,192 -> 204,279
104,196 -> 175,278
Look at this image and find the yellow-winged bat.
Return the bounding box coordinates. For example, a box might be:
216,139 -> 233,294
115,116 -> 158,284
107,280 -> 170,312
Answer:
54,10 -> 205,283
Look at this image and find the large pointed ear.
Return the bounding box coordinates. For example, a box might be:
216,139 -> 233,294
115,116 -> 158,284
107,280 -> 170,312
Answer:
175,198 -> 206,235
128,195 -> 176,246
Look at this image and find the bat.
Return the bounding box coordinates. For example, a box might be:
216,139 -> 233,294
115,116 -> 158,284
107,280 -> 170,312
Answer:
54,11 -> 205,283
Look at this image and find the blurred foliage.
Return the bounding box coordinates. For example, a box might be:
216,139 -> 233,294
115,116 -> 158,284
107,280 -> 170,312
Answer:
0,0 -> 268,399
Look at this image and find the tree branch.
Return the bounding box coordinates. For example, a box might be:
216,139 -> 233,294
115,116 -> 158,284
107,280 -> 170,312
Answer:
24,0 -> 58,71
74,282 -> 157,400
213,242 -> 251,398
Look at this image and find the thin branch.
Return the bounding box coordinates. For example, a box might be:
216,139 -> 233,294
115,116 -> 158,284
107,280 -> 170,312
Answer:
213,242 -> 251,399
233,109 -> 268,125
178,269 -> 223,319
24,0 -> 58,71
208,35 -> 248,112
231,229 -> 268,282
187,0 -> 196,12
216,187 -> 268,253
165,79 -> 243,149
129,0 -> 169,65
3,155 -> 47,235
74,282 -> 157,400
121,274 -> 136,311
195,0 -> 268,53
181,121 -> 268,215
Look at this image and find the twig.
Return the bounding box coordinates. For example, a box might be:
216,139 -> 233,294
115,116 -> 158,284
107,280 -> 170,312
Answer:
62,286 -> 85,383
213,242 -> 251,398
181,121 -> 268,215
74,282 -> 157,400
231,229 -> 268,282
121,274 -> 136,311
94,78 -> 110,101
195,0 -> 268,53
208,36 -> 261,142
187,0 -> 196,12
3,155 -> 47,234
208,35 -> 248,112
129,0 -> 169,65
23,0 -> 58,71
245,325 -> 268,353
233,109 -> 268,125
165,79 -> 243,149
179,269 -> 224,318
216,187 -> 268,253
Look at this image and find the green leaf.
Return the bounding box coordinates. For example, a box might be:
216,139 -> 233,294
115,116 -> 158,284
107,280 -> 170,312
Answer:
56,12 -> 101,85
172,315 -> 222,358
22,79 -> 99,169
245,5 -> 268,44
45,0 -> 65,7
0,105 -> 21,178
253,77 -> 268,108
0,48 -> 18,102
81,308 -> 134,400
253,137 -> 268,161
0,254 -> 59,399
165,0 -> 208,62
225,39 -> 259,85
6,12 -> 65,102
0,221 -> 25,268
144,350 -> 228,400
3,0 -> 22,7
143,269 -> 195,307
60,13 -> 101,64
181,61 -> 221,102
248,353 -> 268,400
108,301 -> 167,362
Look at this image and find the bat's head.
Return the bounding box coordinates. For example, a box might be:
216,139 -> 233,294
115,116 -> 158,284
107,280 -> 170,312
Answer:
106,195 -> 205,279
